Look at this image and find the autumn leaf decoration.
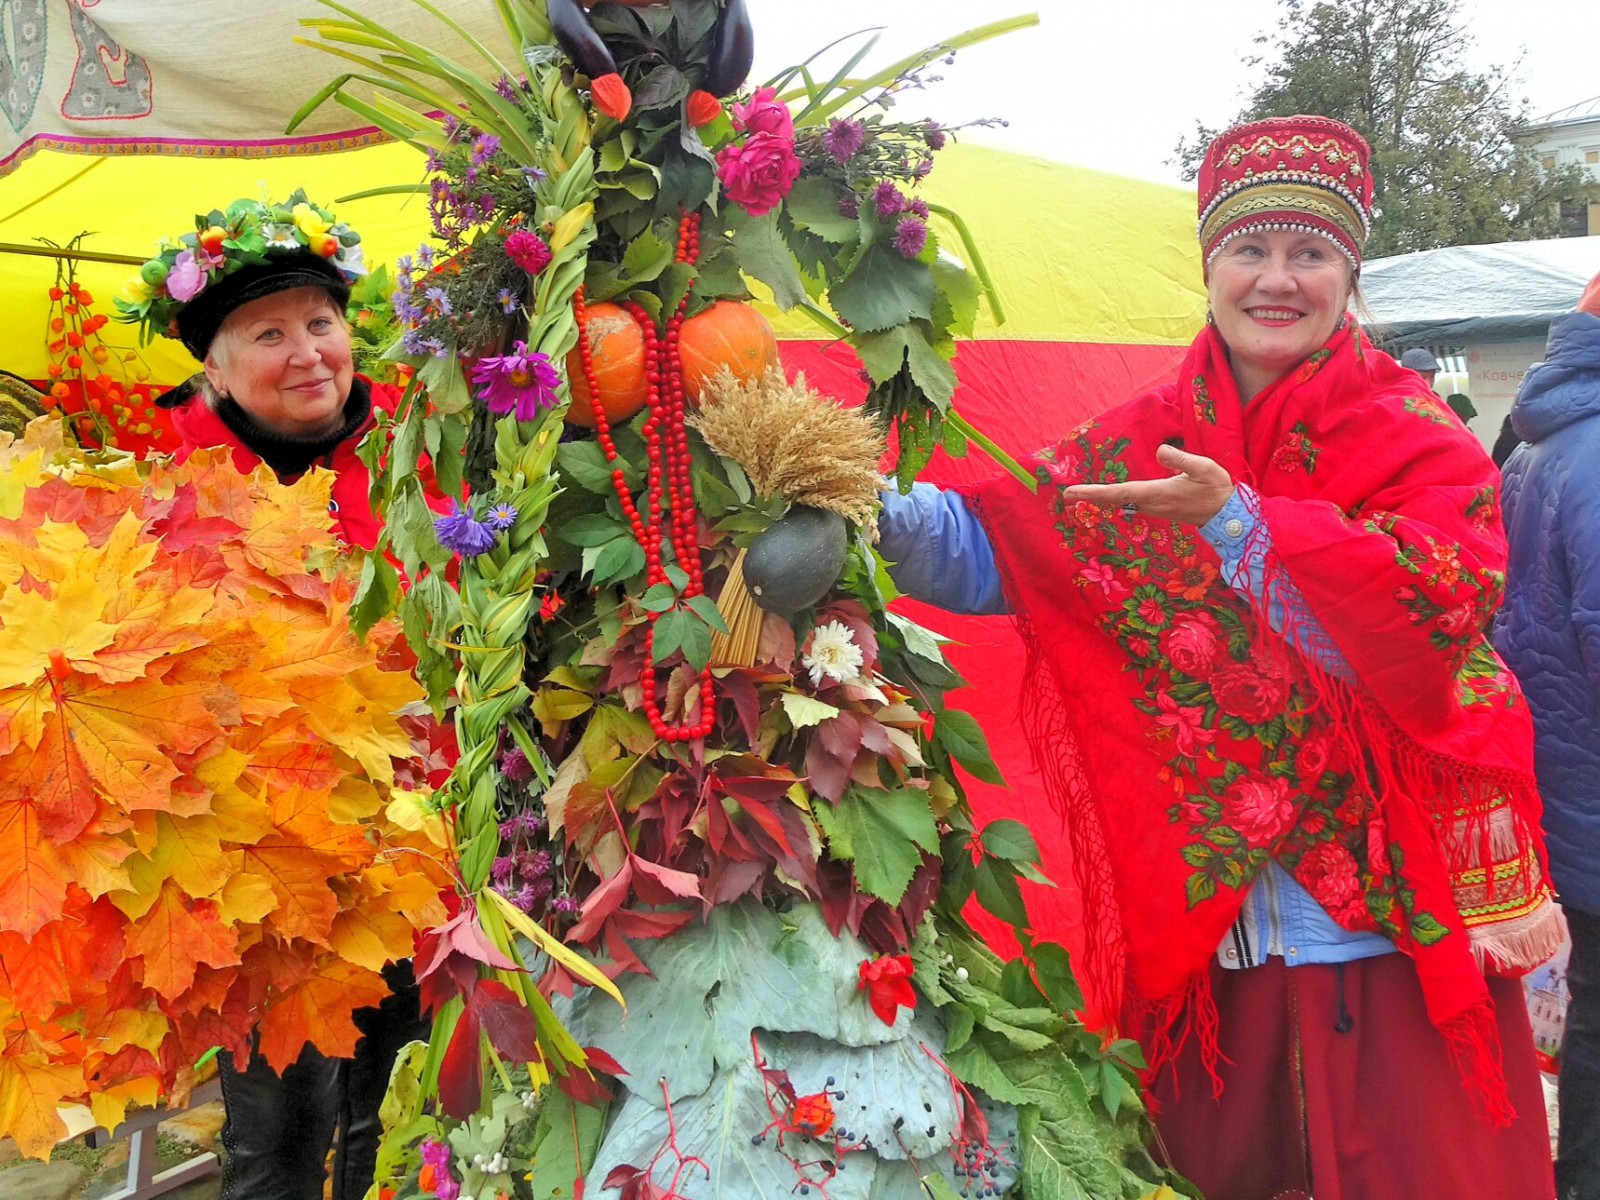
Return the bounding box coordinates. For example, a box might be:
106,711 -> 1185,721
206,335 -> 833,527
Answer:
0,422 -> 448,1159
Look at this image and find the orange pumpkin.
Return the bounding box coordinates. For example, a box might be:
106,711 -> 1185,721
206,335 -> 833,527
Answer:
678,300 -> 780,402
566,303 -> 650,428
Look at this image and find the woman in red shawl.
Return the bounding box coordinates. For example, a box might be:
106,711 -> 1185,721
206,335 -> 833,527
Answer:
878,115 -> 1561,1199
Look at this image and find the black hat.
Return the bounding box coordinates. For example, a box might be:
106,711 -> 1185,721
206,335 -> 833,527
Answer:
175,253 -> 350,360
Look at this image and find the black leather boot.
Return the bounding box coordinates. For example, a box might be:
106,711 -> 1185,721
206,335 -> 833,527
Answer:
218,1039 -> 342,1200
331,961 -> 430,1200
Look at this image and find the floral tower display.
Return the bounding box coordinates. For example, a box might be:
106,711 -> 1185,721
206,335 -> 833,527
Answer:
295,2 -> 1195,1197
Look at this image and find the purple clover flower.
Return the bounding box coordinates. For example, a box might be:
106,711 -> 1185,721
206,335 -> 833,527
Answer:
433,499 -> 497,558
821,118 -> 867,163
907,198 -> 930,220
872,180 -> 906,218
894,215 -> 929,259
471,341 -> 562,420
838,193 -> 860,219
499,747 -> 534,783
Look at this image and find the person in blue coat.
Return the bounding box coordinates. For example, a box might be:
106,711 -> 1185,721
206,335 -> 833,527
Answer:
1496,267 -> 1600,1200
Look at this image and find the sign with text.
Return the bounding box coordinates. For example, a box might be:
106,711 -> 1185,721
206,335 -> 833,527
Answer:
1463,339 -> 1547,453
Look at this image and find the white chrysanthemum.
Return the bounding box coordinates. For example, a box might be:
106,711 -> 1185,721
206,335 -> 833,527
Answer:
802,619 -> 863,686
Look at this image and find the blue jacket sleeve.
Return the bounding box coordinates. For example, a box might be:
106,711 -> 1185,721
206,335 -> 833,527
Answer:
876,483 -> 1009,615
1199,486 -> 1352,677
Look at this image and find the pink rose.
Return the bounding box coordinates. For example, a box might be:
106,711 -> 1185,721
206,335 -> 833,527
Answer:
1296,732 -> 1332,783
1436,605 -> 1475,637
1211,659 -> 1288,725
1296,841 -> 1364,922
731,87 -> 794,139
1366,817 -> 1394,878
1221,776 -> 1295,847
717,132 -> 802,217
165,249 -> 208,302
1161,612 -> 1223,678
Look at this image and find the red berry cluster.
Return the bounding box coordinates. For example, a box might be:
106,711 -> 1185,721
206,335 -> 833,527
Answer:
572,211 -> 714,743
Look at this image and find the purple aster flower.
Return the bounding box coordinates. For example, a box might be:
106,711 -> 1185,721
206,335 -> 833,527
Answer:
498,288 -> 520,315
424,286 -> 452,316
401,330 -> 427,354
440,114 -> 461,138
424,149 -> 444,173
487,503 -> 518,531
894,215 -> 929,259
821,118 -> 867,163
472,133 -> 501,165
872,180 -> 906,218
520,166 -> 547,188
433,499 -> 497,557
416,244 -> 435,271
421,337 -> 448,358
494,75 -> 518,101
499,747 -> 535,783
471,341 -> 562,420
838,193 -> 860,219
492,855 -> 517,886
511,882 -> 543,913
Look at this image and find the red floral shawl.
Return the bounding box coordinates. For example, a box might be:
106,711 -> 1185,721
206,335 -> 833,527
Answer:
966,321 -> 1560,1121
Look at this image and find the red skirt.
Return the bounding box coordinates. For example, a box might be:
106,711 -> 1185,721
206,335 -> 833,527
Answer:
1151,955 -> 1554,1200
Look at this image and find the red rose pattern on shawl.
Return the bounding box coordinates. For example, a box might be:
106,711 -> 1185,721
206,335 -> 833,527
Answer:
1045,418 -> 1450,945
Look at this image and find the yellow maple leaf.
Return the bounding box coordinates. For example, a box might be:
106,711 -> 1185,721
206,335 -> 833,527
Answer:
0,1054 -> 75,1159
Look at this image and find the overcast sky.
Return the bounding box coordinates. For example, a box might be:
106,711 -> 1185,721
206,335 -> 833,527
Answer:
748,0 -> 1600,187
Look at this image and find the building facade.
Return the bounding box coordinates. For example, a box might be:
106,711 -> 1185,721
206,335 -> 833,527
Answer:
1528,96 -> 1600,237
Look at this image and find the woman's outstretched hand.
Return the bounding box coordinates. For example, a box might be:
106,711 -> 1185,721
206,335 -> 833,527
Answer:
1059,443 -> 1235,527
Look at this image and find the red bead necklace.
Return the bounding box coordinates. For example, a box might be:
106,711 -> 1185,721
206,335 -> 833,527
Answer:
572,211 -> 714,742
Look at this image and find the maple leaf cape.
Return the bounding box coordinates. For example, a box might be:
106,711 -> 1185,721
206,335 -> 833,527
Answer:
963,320 -> 1562,1122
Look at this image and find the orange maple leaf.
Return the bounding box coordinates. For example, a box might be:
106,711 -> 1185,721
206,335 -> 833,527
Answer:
124,883 -> 242,999
0,442 -> 448,1156
254,953 -> 390,1073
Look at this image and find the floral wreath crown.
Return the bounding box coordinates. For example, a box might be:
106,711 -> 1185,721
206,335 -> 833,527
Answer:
114,189 -> 368,346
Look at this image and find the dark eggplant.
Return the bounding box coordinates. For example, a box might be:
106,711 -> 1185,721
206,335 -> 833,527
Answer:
547,0 -> 619,79
703,0 -> 753,97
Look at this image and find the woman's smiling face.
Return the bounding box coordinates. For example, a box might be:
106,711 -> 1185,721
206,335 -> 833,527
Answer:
1207,229 -> 1354,401
204,286 -> 353,438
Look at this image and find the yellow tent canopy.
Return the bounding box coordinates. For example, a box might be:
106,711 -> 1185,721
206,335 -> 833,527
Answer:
0,140 -> 1203,384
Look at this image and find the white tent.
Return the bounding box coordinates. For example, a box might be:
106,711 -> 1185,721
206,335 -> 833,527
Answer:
1363,236 -> 1600,346
1362,237 -> 1600,449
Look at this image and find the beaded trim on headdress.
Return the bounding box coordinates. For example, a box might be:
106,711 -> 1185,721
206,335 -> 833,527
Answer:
1197,116 -> 1374,270
113,189 -> 367,344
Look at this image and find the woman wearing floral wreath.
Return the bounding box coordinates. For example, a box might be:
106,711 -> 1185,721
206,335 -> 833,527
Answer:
122,195 -> 432,1200
878,115 -> 1561,1198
